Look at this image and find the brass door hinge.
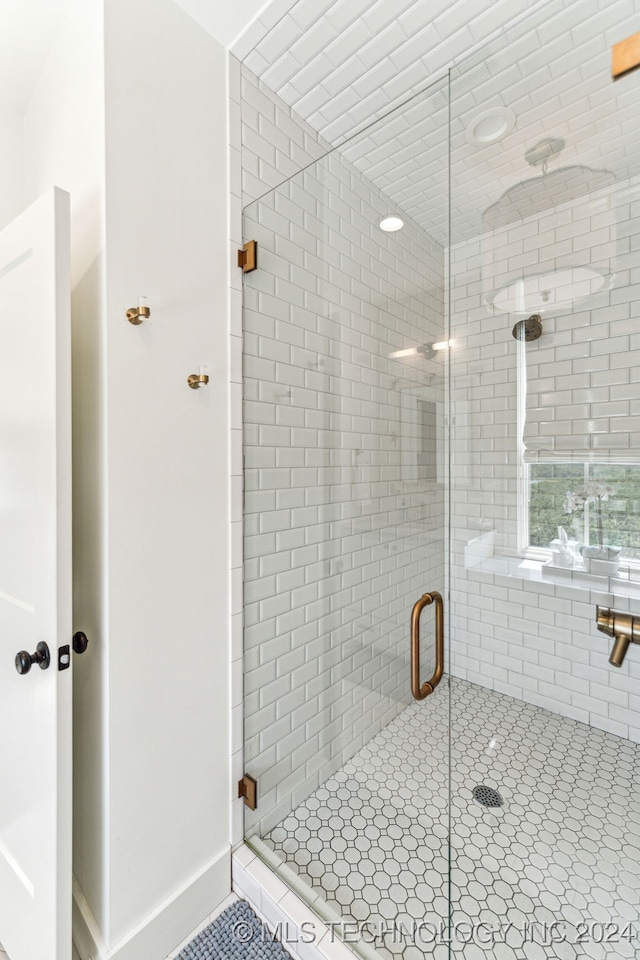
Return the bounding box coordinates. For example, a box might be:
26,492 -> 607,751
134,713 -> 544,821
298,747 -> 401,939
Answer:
238,774 -> 258,810
612,31 -> 640,79
238,240 -> 257,273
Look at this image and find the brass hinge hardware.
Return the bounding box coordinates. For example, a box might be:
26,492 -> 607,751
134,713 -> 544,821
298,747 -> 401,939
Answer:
238,774 -> 258,810
238,240 -> 257,273
612,31 -> 640,79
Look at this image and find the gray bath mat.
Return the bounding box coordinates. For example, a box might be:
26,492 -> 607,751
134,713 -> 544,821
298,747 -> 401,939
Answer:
177,900 -> 293,960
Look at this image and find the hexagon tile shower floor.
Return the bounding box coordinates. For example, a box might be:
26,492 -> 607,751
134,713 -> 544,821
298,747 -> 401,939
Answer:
263,680 -> 640,960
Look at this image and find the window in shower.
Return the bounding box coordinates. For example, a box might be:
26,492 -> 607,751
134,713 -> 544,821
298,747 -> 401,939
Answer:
528,462 -> 640,562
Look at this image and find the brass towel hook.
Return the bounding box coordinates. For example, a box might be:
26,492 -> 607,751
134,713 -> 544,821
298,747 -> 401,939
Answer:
126,296 -> 150,325
187,366 -> 209,389
411,591 -> 444,700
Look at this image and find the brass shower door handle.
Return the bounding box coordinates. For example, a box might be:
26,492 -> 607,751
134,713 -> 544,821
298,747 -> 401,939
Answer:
411,591 -> 444,700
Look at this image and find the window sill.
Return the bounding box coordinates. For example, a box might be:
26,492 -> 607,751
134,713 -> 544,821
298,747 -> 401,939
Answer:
465,553 -> 640,600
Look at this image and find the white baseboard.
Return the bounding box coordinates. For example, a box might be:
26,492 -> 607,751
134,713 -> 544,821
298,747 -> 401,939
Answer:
73,847 -> 231,960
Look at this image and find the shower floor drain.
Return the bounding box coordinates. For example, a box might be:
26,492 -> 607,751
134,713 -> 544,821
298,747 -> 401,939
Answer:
472,785 -> 504,808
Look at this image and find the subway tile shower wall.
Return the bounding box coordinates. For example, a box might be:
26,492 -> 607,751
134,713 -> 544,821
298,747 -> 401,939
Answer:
241,65 -> 332,206
449,173 -> 640,743
241,72 -> 446,837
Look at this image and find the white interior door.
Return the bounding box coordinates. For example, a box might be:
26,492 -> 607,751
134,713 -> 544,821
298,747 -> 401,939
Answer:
0,189 -> 72,960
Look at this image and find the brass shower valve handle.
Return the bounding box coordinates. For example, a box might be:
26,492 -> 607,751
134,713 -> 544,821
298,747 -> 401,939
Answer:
595,606 -> 640,667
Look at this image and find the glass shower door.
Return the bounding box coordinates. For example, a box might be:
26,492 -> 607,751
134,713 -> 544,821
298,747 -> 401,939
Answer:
241,75 -> 452,958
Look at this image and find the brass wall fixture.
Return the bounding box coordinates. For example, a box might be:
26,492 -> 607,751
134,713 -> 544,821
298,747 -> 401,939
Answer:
411,591 -> 444,700
126,296 -> 151,325
187,367 -> 209,389
596,606 -> 640,667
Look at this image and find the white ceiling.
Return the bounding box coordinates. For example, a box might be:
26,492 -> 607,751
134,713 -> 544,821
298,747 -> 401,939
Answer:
235,0 -> 640,245
0,0 -> 276,115
171,0 -> 276,49
0,0 -> 73,111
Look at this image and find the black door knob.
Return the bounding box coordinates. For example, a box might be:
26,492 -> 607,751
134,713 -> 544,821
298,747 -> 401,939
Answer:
15,641 -> 51,675
72,631 -> 89,655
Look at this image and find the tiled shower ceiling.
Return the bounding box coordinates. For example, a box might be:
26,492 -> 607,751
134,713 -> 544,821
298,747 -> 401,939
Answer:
234,0 -> 548,144
233,0 -> 640,245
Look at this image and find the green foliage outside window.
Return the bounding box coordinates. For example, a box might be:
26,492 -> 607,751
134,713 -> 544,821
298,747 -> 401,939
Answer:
529,462 -> 640,561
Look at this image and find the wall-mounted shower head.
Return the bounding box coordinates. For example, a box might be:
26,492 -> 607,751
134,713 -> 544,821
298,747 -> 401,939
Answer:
512,314 -> 542,342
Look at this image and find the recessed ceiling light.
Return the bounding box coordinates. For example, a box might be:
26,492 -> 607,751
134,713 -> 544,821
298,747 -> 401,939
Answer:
465,107 -> 516,146
379,216 -> 404,232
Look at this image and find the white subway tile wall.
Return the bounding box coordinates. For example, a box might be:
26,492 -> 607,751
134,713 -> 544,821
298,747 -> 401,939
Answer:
448,171 -> 640,742
230,56 -> 338,847
241,65 -> 332,206
242,123 -> 447,837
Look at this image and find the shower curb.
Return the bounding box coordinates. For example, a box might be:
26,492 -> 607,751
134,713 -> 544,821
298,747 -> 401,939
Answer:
232,844 -> 380,960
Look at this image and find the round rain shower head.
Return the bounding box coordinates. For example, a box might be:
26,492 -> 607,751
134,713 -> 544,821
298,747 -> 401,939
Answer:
489,266 -> 610,314
483,166 -> 616,231
482,138 -> 616,316
512,314 -> 543,342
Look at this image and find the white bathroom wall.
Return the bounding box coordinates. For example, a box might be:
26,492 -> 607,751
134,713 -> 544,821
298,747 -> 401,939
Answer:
0,101 -> 24,230
448,173 -> 640,742
102,0 -> 231,951
170,0 -> 272,47
26,1 -> 232,956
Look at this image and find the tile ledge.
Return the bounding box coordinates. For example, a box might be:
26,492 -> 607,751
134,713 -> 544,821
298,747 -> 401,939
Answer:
467,554 -> 640,599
